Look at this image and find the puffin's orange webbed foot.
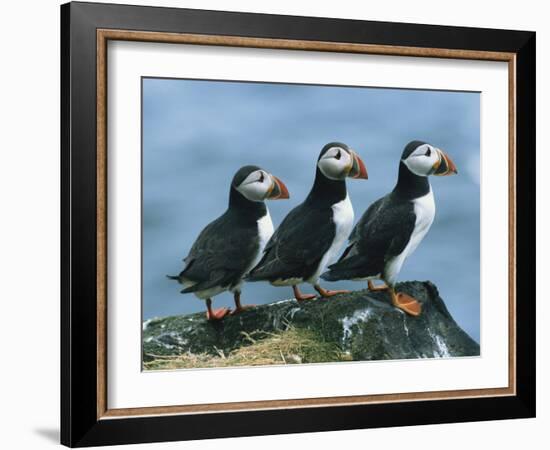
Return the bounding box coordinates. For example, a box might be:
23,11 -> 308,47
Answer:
205,298 -> 231,321
314,285 -> 350,298
206,307 -> 231,321
390,290 -> 422,317
292,285 -> 316,302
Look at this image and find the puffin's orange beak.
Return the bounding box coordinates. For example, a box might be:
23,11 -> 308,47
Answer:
267,175 -> 290,200
348,151 -> 368,179
433,149 -> 458,176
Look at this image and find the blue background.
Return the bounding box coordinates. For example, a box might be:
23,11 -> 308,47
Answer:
142,78 -> 480,343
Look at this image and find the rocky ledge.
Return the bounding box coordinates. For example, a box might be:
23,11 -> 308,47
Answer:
143,281 -> 479,365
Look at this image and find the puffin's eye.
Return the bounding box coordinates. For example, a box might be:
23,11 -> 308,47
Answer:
335,150 -> 341,160
259,172 -> 264,183
425,148 -> 431,157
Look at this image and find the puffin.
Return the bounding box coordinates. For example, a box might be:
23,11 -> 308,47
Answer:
321,140 -> 457,316
168,165 -> 289,321
246,142 -> 368,301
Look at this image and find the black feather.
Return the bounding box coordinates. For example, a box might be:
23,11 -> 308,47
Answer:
171,165 -> 268,296
322,192 -> 416,282
323,141 -> 433,283
247,201 -> 336,282
248,144 -> 349,283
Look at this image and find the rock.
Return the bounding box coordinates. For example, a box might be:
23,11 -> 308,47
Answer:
142,281 -> 479,363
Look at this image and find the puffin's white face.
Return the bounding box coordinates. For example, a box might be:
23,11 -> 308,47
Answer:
402,143 -> 457,177
402,144 -> 440,177
236,169 -> 289,202
317,145 -> 354,180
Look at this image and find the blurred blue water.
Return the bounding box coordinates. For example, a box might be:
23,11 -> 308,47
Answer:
142,78 -> 480,343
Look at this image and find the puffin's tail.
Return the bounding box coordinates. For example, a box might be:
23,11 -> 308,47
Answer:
246,264 -> 284,282
244,270 -> 263,282
322,254 -> 371,282
320,269 -> 344,282
321,267 -> 365,281
245,260 -> 276,282
320,254 -> 356,281
166,274 -> 181,281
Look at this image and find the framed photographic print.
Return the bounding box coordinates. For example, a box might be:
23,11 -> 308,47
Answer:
60,1 -> 535,447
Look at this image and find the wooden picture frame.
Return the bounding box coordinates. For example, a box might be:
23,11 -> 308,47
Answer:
61,1 -> 535,447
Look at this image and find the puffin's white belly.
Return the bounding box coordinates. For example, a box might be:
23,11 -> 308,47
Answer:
385,188 -> 435,285
248,209 -> 274,272
230,209 -> 275,293
308,194 -> 354,284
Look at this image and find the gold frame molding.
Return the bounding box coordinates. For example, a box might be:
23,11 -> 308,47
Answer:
96,29 -> 516,420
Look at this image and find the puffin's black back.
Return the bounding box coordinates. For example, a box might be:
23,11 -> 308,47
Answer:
322,193 -> 416,281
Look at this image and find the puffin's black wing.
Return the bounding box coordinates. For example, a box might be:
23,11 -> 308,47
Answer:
174,210 -> 259,291
247,202 -> 335,282
323,193 -> 415,280
336,197 -> 385,262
